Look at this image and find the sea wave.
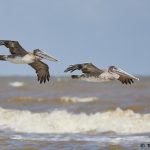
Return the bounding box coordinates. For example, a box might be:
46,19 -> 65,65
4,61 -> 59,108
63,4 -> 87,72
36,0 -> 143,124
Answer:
60,96 -> 99,103
5,96 -> 99,104
9,81 -> 25,87
0,107 -> 150,134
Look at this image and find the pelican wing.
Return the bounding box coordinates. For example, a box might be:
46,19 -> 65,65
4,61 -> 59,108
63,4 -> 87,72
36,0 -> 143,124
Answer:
64,63 -> 103,74
0,40 -> 28,55
29,60 -> 50,84
113,68 -> 139,84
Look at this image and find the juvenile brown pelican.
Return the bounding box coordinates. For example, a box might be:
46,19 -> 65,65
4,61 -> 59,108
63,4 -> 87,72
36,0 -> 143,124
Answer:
0,40 -> 58,83
64,63 -> 139,84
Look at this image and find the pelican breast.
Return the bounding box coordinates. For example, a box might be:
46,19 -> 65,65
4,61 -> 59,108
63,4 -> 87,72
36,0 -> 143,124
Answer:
6,54 -> 35,64
100,71 -> 119,81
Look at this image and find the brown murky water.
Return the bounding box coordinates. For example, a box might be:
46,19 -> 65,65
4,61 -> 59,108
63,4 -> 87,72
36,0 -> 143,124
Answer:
0,76 -> 149,150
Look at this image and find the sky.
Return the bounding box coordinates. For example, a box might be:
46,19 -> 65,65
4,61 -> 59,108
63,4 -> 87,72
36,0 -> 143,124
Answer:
0,0 -> 150,76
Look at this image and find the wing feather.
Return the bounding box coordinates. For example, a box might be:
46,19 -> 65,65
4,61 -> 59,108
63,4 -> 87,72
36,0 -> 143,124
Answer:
115,69 -> 139,84
0,40 -> 28,56
64,63 -> 103,74
118,76 -> 135,84
28,60 -> 50,84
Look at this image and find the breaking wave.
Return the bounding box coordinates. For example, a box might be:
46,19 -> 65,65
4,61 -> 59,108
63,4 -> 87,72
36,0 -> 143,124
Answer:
60,96 -> 99,103
4,96 -> 99,104
0,107 -> 150,134
9,81 -> 24,87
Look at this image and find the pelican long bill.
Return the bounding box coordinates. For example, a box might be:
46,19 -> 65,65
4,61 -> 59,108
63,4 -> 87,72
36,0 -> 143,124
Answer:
113,68 -> 139,80
34,49 -> 58,62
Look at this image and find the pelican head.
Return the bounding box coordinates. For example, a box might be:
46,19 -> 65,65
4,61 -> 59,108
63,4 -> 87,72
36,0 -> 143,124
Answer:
108,66 -> 119,73
33,49 -> 58,62
109,65 -> 129,74
108,65 -> 139,80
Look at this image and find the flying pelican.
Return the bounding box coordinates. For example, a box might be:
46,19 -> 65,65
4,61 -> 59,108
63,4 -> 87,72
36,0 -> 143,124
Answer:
0,40 -> 58,83
64,63 -> 139,84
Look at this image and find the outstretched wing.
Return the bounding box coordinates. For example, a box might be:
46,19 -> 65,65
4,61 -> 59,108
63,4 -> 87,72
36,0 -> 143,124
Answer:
28,60 -> 50,84
118,74 -> 139,84
112,67 -> 139,84
64,63 -> 103,74
0,40 -> 28,56
118,76 -> 134,84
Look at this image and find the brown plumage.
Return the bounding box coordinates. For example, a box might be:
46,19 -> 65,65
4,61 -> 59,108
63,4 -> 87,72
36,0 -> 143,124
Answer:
0,40 -> 27,56
65,63 -> 103,74
29,61 -> 50,84
0,40 -> 56,84
64,63 -> 139,85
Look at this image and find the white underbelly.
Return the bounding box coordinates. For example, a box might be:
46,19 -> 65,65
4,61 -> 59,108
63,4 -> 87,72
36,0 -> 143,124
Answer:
7,55 -> 35,64
100,72 -> 119,80
80,72 -> 118,83
80,77 -> 112,83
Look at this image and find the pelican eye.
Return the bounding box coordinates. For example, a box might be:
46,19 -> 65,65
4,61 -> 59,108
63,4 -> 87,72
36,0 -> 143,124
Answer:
113,67 -> 117,70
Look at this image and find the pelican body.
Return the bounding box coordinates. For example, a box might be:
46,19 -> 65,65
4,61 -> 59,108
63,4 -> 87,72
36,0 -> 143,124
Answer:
64,63 -> 139,85
0,40 -> 58,83
4,54 -> 35,64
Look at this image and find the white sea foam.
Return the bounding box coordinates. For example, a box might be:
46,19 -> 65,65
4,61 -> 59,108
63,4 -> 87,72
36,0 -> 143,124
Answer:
9,134 -> 150,144
9,81 -> 24,87
60,96 -> 99,103
0,107 -> 150,134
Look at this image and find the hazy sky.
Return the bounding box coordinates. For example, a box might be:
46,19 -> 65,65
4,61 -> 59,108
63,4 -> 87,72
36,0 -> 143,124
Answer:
0,0 -> 149,76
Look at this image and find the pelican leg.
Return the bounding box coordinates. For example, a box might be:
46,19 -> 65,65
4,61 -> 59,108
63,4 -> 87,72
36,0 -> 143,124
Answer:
71,74 -> 86,79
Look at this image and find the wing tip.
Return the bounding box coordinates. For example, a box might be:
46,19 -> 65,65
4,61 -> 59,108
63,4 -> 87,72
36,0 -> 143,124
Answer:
64,64 -> 83,73
37,74 -> 50,84
133,76 -> 139,81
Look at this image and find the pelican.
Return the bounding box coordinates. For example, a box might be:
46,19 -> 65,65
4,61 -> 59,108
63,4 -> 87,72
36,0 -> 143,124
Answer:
64,63 -> 139,84
0,40 -> 58,83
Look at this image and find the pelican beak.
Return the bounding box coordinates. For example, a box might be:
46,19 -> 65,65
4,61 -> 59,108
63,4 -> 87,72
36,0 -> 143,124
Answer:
115,68 -> 139,80
35,50 -> 58,62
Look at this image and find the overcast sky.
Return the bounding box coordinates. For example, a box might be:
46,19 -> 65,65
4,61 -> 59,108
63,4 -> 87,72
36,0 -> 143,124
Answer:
0,0 -> 149,76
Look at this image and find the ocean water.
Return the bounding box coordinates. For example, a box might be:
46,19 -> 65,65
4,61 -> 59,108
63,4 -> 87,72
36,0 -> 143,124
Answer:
0,76 -> 149,150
